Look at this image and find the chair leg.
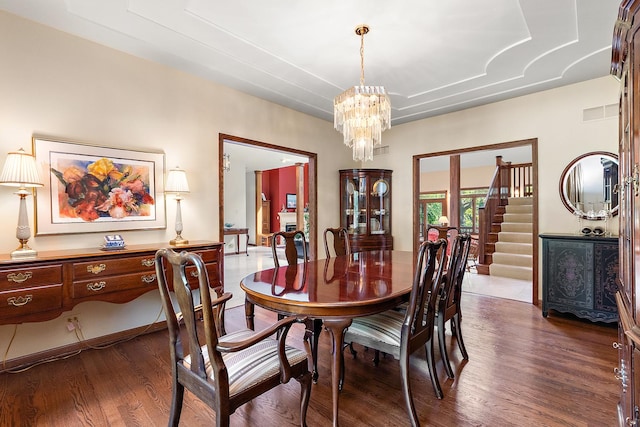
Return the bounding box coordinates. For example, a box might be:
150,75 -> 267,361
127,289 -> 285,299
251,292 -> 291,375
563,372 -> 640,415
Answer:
297,370 -> 312,427
399,352 -> 420,427
348,342 -> 357,358
169,381 -> 184,427
438,315 -> 455,379
304,318 -> 322,383
452,313 -> 469,360
339,344 -> 345,391
425,339 -> 443,399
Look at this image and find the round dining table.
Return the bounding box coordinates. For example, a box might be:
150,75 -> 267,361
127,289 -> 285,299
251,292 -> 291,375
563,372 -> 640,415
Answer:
240,250 -> 416,427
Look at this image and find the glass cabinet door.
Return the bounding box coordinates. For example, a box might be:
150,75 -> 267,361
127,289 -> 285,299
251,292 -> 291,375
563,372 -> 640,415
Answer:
370,177 -> 390,235
343,175 -> 368,235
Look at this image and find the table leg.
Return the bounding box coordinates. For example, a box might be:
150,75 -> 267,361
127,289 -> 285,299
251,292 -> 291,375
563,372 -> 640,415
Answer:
322,317 -> 352,427
244,298 -> 255,330
235,234 -> 240,254
245,232 -> 249,256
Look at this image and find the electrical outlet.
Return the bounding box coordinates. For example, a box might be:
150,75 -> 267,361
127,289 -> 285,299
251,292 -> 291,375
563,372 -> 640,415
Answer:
65,312 -> 81,332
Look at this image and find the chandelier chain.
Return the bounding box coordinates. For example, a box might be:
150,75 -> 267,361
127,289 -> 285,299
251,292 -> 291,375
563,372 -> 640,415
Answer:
360,31 -> 365,86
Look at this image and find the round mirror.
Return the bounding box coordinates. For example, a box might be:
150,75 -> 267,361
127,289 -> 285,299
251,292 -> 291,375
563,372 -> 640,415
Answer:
559,151 -> 618,220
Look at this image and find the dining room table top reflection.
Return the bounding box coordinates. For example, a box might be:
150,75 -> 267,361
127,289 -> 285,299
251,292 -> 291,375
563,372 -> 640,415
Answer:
240,250 -> 416,310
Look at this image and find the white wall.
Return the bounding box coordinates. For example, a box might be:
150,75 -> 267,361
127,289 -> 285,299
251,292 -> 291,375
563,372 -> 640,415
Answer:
0,10 -> 619,361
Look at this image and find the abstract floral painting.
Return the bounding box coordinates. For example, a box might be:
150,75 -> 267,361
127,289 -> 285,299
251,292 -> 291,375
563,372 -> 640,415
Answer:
33,137 -> 166,235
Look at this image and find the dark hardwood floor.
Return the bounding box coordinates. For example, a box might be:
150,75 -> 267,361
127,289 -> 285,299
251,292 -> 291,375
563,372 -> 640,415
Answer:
0,293 -> 618,426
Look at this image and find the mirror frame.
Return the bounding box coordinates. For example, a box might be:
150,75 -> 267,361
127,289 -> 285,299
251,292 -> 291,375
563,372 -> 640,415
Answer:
559,151 -> 619,220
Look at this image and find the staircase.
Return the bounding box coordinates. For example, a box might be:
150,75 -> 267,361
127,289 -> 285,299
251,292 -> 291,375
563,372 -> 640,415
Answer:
488,197 -> 533,281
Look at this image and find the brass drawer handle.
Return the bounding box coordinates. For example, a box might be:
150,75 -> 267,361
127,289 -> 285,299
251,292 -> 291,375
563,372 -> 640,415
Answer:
87,264 -> 107,275
7,295 -> 33,307
7,272 -> 33,283
141,258 -> 155,267
190,270 -> 199,278
87,281 -> 106,292
141,274 -> 156,284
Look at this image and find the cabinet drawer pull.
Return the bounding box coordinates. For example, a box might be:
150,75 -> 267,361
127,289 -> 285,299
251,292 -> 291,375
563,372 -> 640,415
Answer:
87,264 -> 107,275
87,281 -> 106,291
7,295 -> 33,307
141,274 -> 156,284
141,258 -> 155,267
7,272 -> 33,283
190,270 -> 199,278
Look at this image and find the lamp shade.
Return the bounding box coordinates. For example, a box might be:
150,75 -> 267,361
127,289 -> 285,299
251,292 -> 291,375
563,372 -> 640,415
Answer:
165,167 -> 190,194
438,215 -> 449,226
0,148 -> 43,188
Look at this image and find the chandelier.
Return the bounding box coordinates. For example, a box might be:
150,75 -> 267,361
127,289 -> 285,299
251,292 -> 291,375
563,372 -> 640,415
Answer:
334,25 -> 391,162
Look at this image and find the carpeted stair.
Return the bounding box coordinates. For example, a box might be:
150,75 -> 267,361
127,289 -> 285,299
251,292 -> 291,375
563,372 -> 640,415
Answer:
489,197 -> 533,281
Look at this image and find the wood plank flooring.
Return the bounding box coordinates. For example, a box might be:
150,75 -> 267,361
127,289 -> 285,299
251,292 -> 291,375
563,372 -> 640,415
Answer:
0,293 -> 618,426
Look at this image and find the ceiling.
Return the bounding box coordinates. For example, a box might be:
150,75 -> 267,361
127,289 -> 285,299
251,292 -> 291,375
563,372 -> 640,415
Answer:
0,0 -> 621,127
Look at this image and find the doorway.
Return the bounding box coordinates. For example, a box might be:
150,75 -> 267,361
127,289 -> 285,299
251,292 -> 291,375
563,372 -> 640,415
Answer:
218,134 -> 318,260
413,138 -> 539,304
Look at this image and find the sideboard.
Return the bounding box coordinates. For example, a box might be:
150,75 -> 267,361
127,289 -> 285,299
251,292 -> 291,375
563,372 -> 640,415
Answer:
540,233 -> 618,323
0,240 -> 223,325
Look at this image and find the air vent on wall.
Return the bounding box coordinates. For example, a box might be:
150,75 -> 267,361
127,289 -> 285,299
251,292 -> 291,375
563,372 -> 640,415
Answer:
583,103 -> 618,121
373,145 -> 389,156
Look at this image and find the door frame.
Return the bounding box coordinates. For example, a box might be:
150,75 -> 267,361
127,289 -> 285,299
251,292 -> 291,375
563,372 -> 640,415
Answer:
412,138 -> 539,304
218,134 -> 318,259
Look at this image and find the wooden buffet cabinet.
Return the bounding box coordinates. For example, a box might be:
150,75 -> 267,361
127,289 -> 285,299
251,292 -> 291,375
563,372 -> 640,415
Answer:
613,2 -> 640,424
340,169 -> 393,252
0,241 -> 223,326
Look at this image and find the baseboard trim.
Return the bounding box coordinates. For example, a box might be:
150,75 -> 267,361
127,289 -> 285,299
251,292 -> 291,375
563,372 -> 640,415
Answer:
0,321 -> 167,373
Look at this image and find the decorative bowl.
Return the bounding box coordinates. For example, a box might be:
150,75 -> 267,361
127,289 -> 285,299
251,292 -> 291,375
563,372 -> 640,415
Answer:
224,222 -> 234,228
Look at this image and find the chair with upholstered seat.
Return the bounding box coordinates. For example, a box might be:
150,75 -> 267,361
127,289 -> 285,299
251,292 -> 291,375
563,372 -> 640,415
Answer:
323,227 -> 351,258
155,248 -> 312,427
437,233 -> 472,379
342,239 -> 447,426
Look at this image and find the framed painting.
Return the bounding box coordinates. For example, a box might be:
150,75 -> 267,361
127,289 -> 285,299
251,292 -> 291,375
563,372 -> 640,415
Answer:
33,137 -> 166,235
286,193 -> 296,209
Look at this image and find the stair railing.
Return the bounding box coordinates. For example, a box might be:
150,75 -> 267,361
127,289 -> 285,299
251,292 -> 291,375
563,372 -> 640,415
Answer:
478,157 -> 511,264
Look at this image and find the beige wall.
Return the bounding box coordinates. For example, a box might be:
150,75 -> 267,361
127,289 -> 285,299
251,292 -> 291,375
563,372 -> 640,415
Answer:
0,9 -> 619,360
368,76 -> 618,251
0,11 -> 353,360
420,165 -> 496,194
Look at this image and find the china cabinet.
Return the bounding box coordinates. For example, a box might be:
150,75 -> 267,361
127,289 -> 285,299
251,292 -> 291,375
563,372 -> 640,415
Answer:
339,169 -> 393,252
612,1 -> 640,424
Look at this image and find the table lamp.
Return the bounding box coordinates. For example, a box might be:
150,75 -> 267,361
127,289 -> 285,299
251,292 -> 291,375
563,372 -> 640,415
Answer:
0,148 -> 44,258
165,166 -> 190,246
438,215 -> 449,226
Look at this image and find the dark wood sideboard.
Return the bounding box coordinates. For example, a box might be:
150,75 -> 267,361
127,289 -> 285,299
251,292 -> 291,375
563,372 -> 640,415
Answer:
0,241 -> 223,326
540,233 -> 618,323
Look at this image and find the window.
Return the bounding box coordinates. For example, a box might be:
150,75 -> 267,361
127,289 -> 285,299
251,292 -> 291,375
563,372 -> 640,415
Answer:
460,188 -> 488,234
418,191 -> 447,239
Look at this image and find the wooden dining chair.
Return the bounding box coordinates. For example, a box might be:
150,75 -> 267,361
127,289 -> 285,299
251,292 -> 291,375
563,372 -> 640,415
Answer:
155,248 -> 312,427
270,230 -> 322,382
437,233 -> 472,379
323,227 -> 351,258
342,239 -> 447,426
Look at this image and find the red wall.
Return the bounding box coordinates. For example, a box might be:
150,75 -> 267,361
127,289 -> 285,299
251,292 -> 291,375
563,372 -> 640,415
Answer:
262,164 -> 309,232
